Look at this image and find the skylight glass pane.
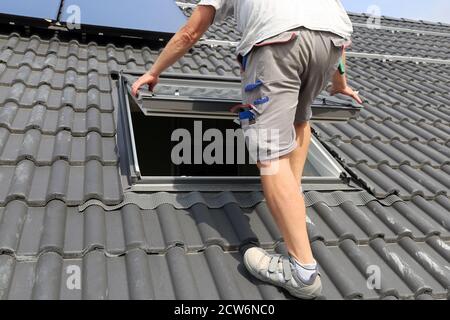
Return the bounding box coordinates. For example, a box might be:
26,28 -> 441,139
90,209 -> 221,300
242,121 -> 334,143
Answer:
135,75 -> 361,122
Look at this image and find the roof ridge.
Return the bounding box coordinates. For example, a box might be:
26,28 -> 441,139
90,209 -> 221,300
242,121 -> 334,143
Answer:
175,1 -> 450,29
348,11 -> 450,28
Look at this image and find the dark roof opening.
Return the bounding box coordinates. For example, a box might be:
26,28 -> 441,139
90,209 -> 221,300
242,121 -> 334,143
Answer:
131,112 -> 260,177
131,112 -> 337,178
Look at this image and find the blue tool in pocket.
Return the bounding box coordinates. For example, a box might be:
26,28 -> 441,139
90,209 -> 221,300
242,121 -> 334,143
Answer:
239,110 -> 256,125
239,110 -> 255,120
254,96 -> 270,105
245,80 -> 263,92
231,104 -> 257,126
233,108 -> 255,128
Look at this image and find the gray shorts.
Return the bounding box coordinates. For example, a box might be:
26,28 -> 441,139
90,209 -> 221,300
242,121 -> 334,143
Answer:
238,27 -> 344,161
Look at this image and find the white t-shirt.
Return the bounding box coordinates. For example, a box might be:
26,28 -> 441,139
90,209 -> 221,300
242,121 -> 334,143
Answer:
198,0 -> 353,56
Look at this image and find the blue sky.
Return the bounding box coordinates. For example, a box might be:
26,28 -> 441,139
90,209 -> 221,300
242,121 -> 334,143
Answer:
341,0 -> 450,24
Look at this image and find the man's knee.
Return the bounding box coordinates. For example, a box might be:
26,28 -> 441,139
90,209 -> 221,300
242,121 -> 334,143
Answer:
294,120 -> 310,129
257,160 -> 273,171
257,156 -> 291,175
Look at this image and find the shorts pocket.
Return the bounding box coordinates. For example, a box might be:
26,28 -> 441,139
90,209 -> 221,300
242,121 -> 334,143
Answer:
330,35 -> 352,50
255,31 -> 299,47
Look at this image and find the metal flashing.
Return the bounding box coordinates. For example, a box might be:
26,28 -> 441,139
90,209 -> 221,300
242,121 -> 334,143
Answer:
78,190 -> 401,212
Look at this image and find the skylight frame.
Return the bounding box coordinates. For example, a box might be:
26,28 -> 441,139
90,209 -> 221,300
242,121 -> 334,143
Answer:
135,73 -> 362,122
117,73 -> 356,192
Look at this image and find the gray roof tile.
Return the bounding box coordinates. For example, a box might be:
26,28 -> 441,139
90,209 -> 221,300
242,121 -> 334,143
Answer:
179,1 -> 450,60
1,193 -> 447,261
311,58 -> 450,200
0,160 -> 122,206
324,138 -> 450,169
0,247 -> 291,300
1,237 -> 448,300
0,129 -> 117,165
347,163 -> 449,199
0,3 -> 449,299
347,12 -> 450,33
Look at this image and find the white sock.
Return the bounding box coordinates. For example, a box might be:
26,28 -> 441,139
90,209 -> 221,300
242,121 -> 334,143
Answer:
291,256 -> 318,284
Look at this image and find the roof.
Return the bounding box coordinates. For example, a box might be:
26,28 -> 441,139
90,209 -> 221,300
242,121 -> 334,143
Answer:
0,1 -> 449,300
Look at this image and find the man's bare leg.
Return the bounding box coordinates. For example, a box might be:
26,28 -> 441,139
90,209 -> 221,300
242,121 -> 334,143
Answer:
257,121 -> 313,264
259,157 -> 314,264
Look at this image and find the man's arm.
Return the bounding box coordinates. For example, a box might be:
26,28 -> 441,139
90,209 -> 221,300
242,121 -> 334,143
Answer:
132,5 -> 216,96
330,50 -> 363,104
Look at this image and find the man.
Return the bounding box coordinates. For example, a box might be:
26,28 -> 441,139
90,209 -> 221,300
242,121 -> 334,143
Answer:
132,0 -> 362,299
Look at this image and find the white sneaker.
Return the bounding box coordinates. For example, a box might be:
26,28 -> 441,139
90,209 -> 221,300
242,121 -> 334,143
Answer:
243,247 -> 322,299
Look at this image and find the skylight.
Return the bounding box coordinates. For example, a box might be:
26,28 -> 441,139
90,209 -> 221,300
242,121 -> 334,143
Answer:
117,73 -> 360,192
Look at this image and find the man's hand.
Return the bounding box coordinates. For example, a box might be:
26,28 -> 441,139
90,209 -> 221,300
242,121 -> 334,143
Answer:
330,50 -> 363,104
330,84 -> 363,104
132,72 -> 159,97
